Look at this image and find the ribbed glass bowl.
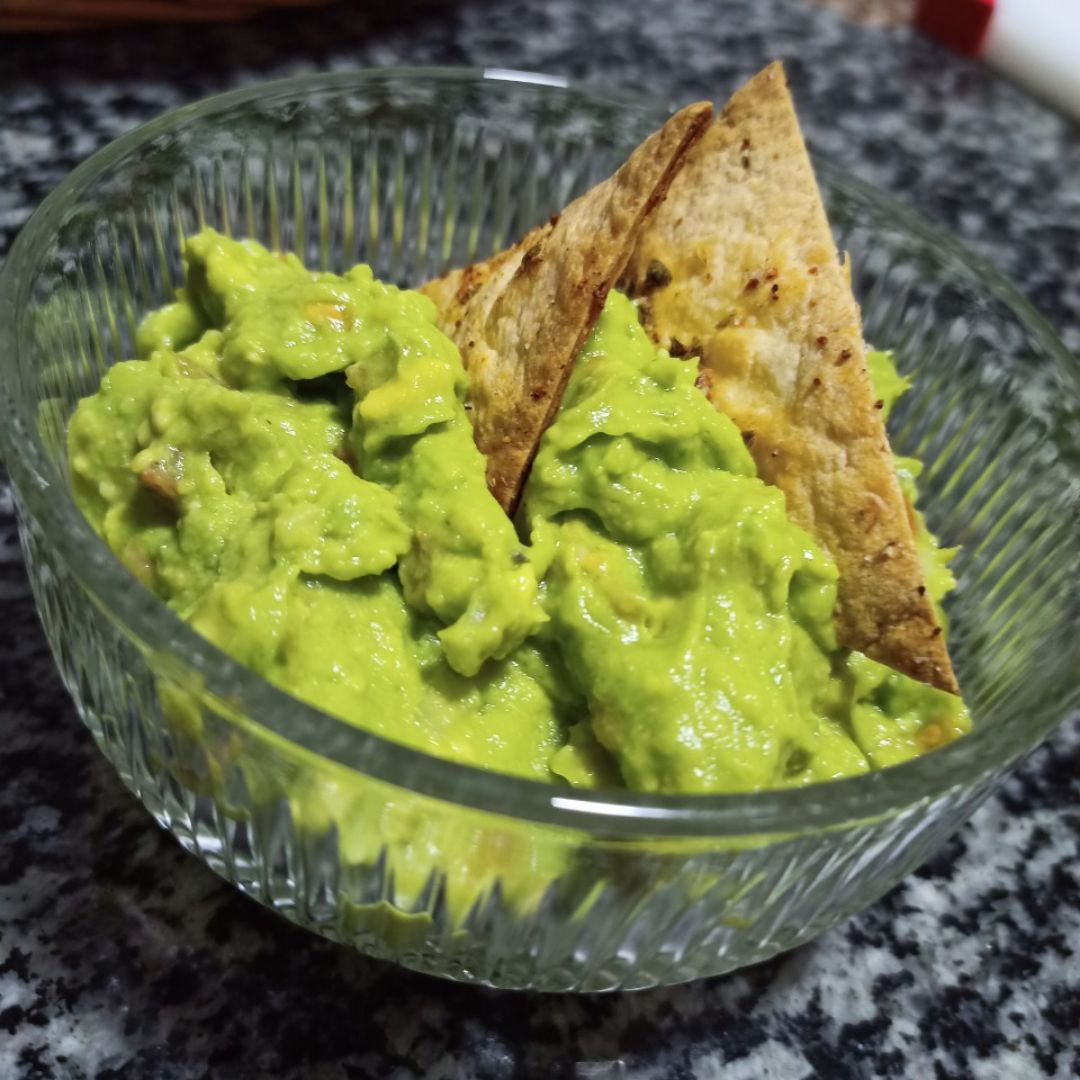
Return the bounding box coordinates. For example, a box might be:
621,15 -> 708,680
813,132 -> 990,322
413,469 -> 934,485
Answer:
2,69 -> 1078,992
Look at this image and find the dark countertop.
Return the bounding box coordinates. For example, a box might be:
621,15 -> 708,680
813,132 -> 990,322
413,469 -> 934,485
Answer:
1,2 -> 1078,1077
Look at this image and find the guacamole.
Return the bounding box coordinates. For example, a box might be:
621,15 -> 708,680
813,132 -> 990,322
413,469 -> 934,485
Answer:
866,348 -> 958,623
68,229 -> 967,795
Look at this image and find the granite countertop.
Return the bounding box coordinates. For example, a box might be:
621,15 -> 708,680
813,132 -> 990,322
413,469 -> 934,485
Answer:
1,1 -> 1078,1077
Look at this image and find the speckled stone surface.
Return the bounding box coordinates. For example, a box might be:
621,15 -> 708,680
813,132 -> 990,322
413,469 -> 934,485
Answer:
1,2 -> 1078,1077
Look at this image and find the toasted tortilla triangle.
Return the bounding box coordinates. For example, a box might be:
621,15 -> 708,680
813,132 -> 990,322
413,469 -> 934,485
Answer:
419,101 -> 713,513
621,63 -> 958,693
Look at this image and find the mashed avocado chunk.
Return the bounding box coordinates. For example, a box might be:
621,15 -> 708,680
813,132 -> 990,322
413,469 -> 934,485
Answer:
68,230 -> 967,797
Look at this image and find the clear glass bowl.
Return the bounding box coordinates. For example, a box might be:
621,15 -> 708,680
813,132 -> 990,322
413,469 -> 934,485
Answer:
2,69 -> 1078,992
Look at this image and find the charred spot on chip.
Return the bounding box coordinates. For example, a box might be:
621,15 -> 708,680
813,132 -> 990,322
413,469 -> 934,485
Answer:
835,348 -> 853,366
530,386 -> 547,401
745,276 -> 761,292
816,335 -> 829,348
517,241 -> 544,275
874,399 -> 884,410
643,259 -> 672,290
455,265 -> 487,306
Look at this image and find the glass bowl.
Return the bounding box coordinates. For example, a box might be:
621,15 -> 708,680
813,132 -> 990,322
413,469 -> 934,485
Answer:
1,69 -> 1078,993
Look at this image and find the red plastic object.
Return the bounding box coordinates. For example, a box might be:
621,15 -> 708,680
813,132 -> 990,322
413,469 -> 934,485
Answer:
915,0 -> 995,57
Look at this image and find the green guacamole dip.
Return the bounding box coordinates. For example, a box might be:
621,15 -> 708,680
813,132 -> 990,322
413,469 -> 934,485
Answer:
68,229 -> 968,795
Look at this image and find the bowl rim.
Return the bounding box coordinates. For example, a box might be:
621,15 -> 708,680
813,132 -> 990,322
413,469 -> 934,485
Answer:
2,66 -> 1078,838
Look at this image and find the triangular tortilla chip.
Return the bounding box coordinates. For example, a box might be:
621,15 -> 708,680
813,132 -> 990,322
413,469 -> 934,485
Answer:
420,101 -> 713,513
621,63 -> 958,693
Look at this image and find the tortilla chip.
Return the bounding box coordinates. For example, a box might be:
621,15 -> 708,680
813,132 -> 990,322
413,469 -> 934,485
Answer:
621,63 -> 958,693
419,101 -> 713,513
